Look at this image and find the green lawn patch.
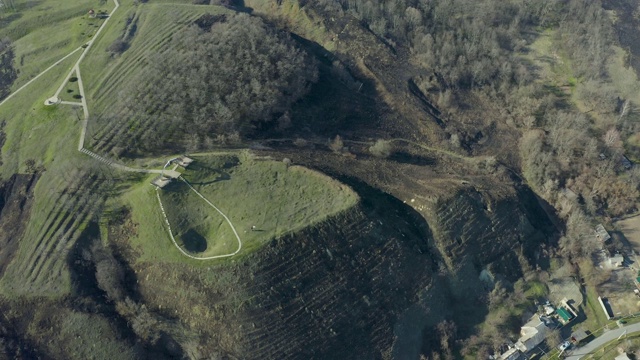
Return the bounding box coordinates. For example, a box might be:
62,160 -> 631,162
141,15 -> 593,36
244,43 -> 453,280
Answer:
124,152 -> 358,263
584,285 -> 609,330
60,74 -> 82,102
1,0 -> 114,90
0,51 -> 82,178
524,280 -> 549,299
0,28 -> 98,298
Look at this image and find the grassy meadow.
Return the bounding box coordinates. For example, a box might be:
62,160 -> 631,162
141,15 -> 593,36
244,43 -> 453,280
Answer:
0,0 -> 234,297
120,152 -> 358,264
1,0 -> 114,90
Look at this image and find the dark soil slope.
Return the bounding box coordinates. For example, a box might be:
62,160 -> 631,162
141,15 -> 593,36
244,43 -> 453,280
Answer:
0,173 -> 38,276
236,191 -> 440,359
130,176 -> 554,359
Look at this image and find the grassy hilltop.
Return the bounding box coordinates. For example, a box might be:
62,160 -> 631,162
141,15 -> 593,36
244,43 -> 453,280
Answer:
0,0 -> 638,358
0,1 -> 359,356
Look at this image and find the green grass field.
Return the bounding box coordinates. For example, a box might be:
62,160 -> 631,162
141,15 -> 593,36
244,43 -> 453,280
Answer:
523,29 -> 576,93
0,54 -> 105,297
0,55 -> 82,177
0,0 -> 357,301
0,0 -> 115,297
121,152 -> 358,263
59,74 -> 82,102
1,0 -> 113,90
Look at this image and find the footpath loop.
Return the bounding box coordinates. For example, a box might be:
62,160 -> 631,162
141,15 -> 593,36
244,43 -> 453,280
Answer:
155,178 -> 242,260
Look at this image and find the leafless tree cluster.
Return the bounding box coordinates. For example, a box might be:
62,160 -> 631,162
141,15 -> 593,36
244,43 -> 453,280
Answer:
105,13 -> 317,154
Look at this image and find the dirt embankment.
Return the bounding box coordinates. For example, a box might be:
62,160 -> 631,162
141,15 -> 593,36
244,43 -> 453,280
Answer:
0,173 -> 38,276
131,179 -> 445,360
126,167 -> 555,359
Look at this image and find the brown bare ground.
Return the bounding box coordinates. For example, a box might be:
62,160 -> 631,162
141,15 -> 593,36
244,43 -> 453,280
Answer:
617,214 -> 640,252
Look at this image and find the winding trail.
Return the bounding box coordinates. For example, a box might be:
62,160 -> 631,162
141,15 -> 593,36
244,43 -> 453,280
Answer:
0,0 -> 242,260
0,47 -> 83,108
155,178 -> 242,260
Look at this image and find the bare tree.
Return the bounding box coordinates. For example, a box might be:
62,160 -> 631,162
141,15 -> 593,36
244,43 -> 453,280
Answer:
369,139 -> 392,157
330,135 -> 344,153
545,329 -> 562,349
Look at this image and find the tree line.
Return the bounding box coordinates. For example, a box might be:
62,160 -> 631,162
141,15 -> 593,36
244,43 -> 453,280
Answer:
311,0 -> 637,357
102,12 -> 317,155
0,38 -> 16,101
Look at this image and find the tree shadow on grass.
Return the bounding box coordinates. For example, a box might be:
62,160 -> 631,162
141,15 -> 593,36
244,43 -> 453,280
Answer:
388,151 -> 436,166
181,228 -> 207,253
183,170 -> 230,185
183,162 -> 232,185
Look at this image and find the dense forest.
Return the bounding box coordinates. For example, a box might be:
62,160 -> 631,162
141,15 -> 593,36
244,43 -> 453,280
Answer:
286,0 -> 639,357
103,13 -> 317,153
324,0 -> 638,215
317,0 -> 611,89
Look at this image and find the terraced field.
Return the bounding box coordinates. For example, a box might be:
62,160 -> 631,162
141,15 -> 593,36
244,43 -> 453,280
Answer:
81,3 -> 230,156
0,165 -> 109,297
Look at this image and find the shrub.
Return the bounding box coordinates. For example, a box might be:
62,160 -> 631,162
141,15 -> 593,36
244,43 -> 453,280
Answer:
107,38 -> 128,55
329,135 -> 344,153
369,139 -> 392,157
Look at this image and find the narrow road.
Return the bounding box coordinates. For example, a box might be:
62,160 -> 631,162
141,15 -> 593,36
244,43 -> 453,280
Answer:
566,323 -> 640,359
0,47 -> 83,108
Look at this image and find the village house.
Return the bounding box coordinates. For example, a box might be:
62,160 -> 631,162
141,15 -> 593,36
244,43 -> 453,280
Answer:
497,347 -> 523,360
515,316 -> 548,352
556,307 -> 574,324
608,253 -> 624,268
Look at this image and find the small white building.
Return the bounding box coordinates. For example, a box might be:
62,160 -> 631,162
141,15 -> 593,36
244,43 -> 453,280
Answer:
515,316 -> 548,352
608,254 -> 624,268
543,304 -> 555,316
